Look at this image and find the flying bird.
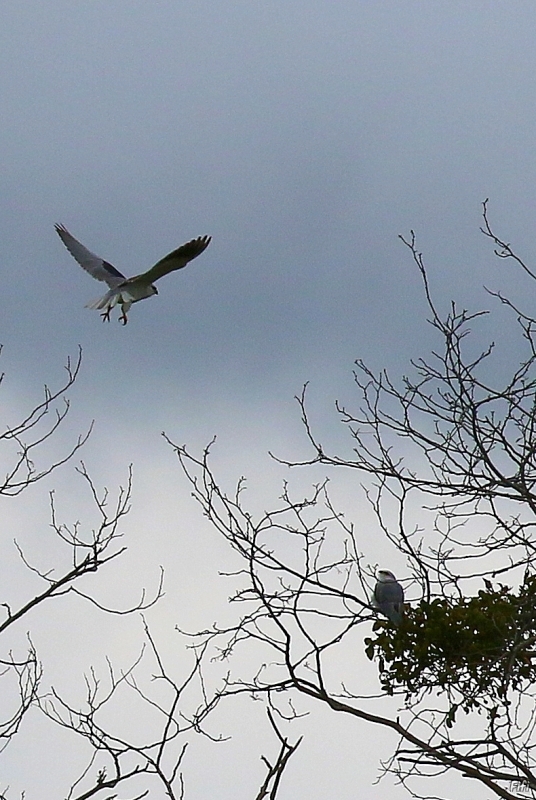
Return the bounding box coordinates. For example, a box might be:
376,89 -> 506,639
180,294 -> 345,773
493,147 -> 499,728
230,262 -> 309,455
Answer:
372,570 -> 404,625
55,223 -> 211,324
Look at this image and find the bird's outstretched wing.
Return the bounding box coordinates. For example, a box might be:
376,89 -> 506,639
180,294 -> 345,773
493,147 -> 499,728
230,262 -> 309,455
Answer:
132,235 -> 212,285
55,224 -> 126,288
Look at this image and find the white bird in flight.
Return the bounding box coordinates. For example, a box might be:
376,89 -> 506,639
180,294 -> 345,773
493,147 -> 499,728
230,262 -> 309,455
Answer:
55,223 -> 212,324
372,570 -> 404,625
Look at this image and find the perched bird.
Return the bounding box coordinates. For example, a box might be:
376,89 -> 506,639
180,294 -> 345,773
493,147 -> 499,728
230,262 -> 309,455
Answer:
55,223 -> 211,324
372,570 -> 404,625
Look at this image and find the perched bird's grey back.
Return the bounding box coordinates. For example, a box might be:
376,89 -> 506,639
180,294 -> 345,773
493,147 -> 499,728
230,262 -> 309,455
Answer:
372,570 -> 404,625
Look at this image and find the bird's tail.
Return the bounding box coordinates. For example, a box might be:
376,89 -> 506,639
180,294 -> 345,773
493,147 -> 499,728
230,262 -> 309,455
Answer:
86,288 -> 118,310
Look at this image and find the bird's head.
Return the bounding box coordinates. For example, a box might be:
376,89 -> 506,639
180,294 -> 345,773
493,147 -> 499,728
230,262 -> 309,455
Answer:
377,570 -> 397,583
151,285 -> 158,296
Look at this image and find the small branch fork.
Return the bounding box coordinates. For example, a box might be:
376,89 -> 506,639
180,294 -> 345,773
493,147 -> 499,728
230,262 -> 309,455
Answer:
255,709 -> 302,800
0,347 -> 91,497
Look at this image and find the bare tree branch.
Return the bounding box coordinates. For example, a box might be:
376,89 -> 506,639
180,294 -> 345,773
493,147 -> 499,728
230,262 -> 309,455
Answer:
255,708 -> 302,800
0,348 -> 92,496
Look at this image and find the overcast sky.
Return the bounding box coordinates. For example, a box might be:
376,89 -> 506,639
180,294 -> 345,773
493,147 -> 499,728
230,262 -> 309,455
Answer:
2,2 -> 536,798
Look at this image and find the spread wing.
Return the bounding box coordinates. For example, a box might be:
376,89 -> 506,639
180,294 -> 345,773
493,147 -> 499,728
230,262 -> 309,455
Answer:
55,224 -> 126,288
132,235 -> 212,286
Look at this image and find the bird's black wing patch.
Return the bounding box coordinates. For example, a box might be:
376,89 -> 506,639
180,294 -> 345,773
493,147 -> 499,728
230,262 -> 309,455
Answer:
102,260 -> 126,281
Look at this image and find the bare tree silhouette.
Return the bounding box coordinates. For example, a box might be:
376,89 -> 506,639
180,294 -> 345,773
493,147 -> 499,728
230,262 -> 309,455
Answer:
0,350 -> 300,800
167,203 -> 536,800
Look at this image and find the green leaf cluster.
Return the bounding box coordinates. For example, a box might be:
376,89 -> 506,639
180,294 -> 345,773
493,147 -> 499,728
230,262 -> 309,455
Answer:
365,577 -> 536,712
